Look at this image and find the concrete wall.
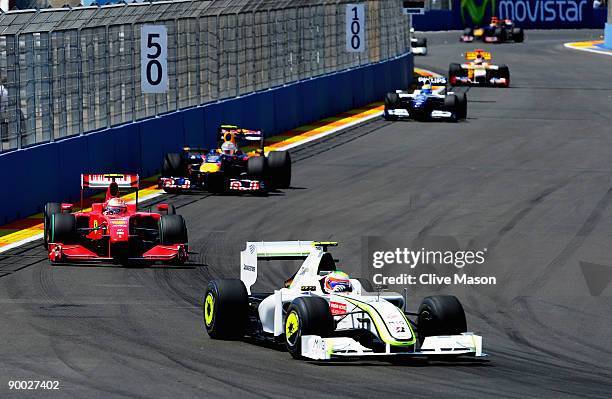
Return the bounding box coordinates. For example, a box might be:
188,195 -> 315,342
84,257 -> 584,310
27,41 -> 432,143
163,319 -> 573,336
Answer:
0,54 -> 413,224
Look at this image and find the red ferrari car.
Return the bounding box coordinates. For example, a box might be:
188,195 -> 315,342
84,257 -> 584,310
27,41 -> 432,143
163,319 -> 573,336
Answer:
44,174 -> 188,265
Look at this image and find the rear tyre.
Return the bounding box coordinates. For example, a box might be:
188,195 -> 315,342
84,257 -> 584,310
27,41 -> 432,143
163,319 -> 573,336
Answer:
448,63 -> 462,86
161,153 -> 183,178
267,151 -> 292,189
456,92 -> 468,120
50,213 -> 76,245
414,38 -> 427,47
43,202 -> 62,248
462,27 -> 473,37
158,214 -> 188,245
285,296 -> 334,359
513,27 -> 524,43
417,295 -> 467,344
203,279 -> 249,340
444,94 -> 459,122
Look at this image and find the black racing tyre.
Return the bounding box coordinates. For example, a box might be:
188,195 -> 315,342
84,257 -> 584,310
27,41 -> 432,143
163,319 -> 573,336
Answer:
203,279 -> 249,340
513,27 -> 524,43
285,296 -> 334,359
355,277 -> 374,293
50,213 -> 76,245
417,295 -> 467,344
444,94 -> 459,121
161,153 -> 183,178
43,202 -> 62,248
493,27 -> 504,41
158,214 -> 188,245
247,155 -> 267,182
462,27 -> 473,36
448,63 -> 462,86
267,151 -> 292,189
456,92 -> 468,120
498,65 -> 510,87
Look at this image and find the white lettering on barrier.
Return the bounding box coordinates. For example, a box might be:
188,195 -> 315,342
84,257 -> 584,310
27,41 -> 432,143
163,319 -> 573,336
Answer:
498,0 -> 586,23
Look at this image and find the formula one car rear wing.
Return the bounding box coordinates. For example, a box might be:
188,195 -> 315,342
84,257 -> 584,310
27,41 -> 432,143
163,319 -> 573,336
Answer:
219,124 -> 265,153
464,49 -> 491,60
80,173 -> 140,210
240,241 -> 337,294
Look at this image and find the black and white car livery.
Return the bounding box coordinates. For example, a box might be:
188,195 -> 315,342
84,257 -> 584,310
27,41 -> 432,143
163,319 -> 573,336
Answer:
384,77 -> 467,122
202,241 -> 485,361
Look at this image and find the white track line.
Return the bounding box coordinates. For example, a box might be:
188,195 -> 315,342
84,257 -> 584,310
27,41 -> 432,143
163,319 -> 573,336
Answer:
564,42 -> 612,57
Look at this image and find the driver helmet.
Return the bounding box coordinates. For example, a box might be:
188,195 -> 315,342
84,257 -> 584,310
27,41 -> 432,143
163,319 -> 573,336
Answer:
323,271 -> 352,294
421,81 -> 433,94
221,141 -> 237,155
105,198 -> 127,215
474,54 -> 484,65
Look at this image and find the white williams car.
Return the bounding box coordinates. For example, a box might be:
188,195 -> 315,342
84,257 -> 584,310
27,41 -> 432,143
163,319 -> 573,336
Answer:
203,241 -> 485,361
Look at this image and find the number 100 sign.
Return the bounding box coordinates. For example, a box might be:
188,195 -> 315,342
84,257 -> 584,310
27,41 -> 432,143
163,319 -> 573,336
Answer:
141,25 -> 169,93
346,4 -> 365,53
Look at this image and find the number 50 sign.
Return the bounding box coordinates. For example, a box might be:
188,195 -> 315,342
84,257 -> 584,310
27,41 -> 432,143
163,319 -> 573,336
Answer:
346,4 -> 365,53
141,25 -> 169,93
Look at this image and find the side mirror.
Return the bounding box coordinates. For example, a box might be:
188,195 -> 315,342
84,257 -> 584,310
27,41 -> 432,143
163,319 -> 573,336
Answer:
61,203 -> 73,213
157,204 -> 169,212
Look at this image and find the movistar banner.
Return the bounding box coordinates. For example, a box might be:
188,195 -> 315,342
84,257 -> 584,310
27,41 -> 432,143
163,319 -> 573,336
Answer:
455,0 -> 603,29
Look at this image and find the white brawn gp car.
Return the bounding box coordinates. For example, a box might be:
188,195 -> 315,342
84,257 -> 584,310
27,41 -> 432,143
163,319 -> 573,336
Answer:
203,241 -> 485,361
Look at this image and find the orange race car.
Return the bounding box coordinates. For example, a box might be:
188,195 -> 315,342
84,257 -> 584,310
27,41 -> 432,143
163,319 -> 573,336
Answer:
448,49 -> 510,87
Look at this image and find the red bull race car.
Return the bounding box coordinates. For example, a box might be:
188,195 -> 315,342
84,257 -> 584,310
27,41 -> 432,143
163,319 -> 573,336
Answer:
159,125 -> 291,195
461,17 -> 524,43
43,174 -> 188,265
203,241 -> 486,361
448,49 -> 510,87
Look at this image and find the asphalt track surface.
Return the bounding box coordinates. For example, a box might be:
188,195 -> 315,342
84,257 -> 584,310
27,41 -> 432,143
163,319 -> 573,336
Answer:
1,30 -> 612,399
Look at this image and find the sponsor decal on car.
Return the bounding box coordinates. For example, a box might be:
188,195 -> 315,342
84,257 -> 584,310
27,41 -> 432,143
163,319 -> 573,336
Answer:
330,301 -> 348,315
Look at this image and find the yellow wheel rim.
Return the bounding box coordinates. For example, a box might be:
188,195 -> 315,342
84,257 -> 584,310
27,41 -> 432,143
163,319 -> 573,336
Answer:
204,293 -> 215,327
285,311 -> 300,343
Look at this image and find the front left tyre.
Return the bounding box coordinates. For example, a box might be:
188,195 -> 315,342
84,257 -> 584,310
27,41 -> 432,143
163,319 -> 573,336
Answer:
267,151 -> 292,189
384,92 -> 400,121
50,213 -> 76,245
158,214 -> 188,245
285,296 -> 334,359
203,279 -> 249,339
43,202 -> 62,248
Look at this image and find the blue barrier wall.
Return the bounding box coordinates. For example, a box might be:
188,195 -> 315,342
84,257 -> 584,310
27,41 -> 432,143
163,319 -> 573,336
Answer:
0,54 -> 412,224
413,3 -> 608,31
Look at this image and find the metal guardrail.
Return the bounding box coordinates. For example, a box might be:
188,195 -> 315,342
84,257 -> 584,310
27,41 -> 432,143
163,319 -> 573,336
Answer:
0,0 -> 410,152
